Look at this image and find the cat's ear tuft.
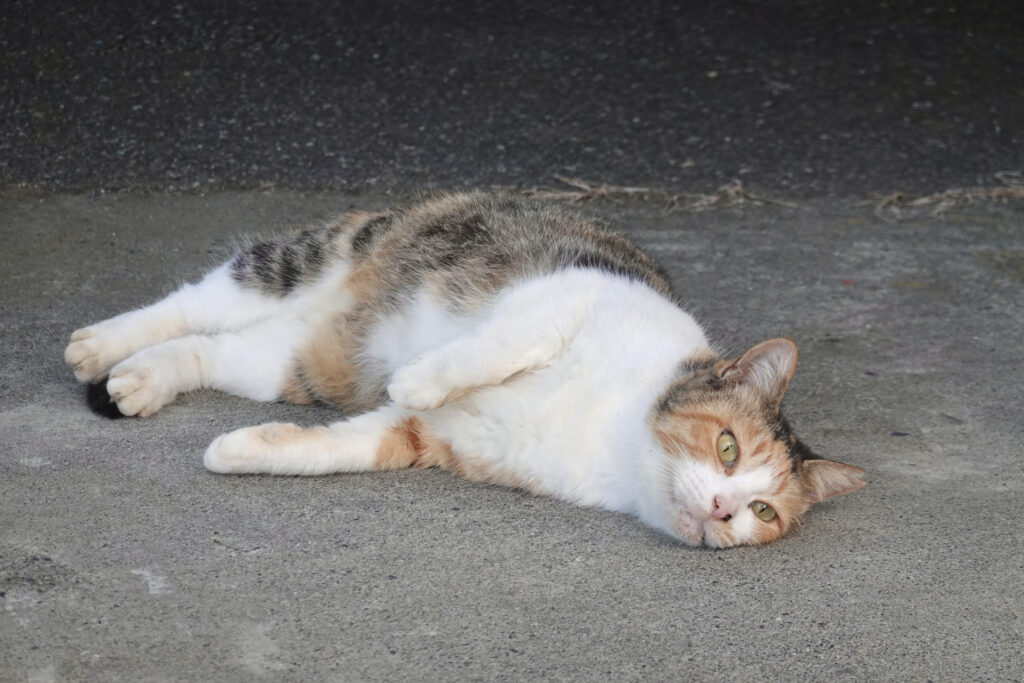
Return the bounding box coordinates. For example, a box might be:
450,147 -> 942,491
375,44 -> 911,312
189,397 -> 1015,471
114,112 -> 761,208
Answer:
801,459 -> 866,504
716,338 -> 798,409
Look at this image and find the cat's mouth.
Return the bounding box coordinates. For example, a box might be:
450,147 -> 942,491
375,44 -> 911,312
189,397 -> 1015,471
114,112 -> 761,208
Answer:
672,508 -> 737,548
672,510 -> 706,545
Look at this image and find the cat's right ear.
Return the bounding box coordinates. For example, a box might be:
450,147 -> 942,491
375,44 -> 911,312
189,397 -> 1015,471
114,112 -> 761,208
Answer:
716,338 -> 798,410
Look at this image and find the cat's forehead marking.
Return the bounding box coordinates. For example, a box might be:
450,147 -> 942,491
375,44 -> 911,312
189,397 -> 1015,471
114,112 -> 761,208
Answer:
654,399 -> 790,463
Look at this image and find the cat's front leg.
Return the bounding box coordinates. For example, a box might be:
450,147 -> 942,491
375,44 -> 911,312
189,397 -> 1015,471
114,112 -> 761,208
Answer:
387,275 -> 592,410
204,405 -> 412,475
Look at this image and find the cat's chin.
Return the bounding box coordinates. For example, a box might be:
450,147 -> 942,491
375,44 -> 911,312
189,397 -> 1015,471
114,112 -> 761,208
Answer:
669,509 -> 739,549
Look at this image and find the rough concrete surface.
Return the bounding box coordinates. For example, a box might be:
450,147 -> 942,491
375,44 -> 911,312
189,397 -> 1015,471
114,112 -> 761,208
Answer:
2,0 -> 1023,679
1,191 -> 1021,680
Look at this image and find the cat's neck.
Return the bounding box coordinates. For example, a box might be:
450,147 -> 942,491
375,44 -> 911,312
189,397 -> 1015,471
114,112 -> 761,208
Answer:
564,276 -> 714,515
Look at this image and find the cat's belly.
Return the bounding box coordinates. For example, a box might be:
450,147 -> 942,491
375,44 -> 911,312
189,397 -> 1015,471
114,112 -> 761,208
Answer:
420,347 -> 651,512
362,287 -> 483,376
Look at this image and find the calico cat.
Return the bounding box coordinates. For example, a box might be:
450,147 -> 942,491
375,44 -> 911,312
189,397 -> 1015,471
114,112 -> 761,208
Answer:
64,192 -> 864,547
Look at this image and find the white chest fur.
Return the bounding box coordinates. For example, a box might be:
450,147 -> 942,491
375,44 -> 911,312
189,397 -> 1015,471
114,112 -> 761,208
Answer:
368,271 -> 711,514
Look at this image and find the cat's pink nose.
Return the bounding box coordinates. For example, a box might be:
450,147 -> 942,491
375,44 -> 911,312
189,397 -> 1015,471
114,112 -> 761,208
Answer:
711,495 -> 733,521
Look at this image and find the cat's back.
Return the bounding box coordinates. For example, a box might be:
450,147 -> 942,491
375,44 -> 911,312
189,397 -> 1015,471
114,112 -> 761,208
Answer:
351,192 -> 674,308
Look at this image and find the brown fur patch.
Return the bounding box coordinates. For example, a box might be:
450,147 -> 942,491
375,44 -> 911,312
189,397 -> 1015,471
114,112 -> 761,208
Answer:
295,314 -> 362,409
683,347 -> 719,365
280,367 -> 314,405
343,261 -> 389,307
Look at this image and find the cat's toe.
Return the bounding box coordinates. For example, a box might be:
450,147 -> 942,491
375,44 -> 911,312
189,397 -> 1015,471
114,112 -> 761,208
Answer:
106,362 -> 175,417
65,328 -> 114,382
204,425 -> 282,473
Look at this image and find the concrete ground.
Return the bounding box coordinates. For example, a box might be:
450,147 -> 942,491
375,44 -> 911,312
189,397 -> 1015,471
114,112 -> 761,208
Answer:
2,192 -> 1022,680
2,0 -> 1023,680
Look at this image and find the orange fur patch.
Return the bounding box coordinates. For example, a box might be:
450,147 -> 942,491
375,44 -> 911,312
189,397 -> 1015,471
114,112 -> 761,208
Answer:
373,417 -> 425,470
373,417 -> 535,491
652,407 -> 728,470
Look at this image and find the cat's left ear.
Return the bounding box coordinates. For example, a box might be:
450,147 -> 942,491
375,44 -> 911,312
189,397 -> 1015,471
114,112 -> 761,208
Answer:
801,459 -> 867,504
716,338 -> 798,409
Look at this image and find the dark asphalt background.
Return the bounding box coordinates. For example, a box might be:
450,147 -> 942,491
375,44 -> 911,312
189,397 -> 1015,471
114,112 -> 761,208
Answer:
3,0 -> 1022,196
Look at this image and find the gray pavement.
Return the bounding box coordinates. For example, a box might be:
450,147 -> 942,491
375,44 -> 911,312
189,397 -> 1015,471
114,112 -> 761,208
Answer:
3,0 -> 1024,679
2,191 -> 1022,680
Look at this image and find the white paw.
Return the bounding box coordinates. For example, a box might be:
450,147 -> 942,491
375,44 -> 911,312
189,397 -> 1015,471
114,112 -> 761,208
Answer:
387,359 -> 453,411
204,423 -> 301,474
106,357 -> 178,417
65,325 -> 128,382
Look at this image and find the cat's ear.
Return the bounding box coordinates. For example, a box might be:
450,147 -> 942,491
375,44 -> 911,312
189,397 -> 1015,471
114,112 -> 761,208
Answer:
800,459 -> 866,504
716,338 -> 798,409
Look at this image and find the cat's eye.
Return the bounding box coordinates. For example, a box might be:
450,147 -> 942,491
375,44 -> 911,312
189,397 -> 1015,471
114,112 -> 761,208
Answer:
717,431 -> 738,464
751,501 -> 777,522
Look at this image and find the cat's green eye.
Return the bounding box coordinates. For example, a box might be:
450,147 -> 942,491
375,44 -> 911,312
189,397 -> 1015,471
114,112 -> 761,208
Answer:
751,501 -> 777,522
717,431 -> 738,464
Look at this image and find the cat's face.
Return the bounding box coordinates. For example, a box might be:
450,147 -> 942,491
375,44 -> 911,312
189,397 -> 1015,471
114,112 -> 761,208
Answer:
649,339 -> 865,548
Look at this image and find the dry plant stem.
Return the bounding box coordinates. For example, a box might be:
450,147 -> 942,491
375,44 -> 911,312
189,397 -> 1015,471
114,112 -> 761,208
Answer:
521,176 -> 801,211
873,171 -> 1024,221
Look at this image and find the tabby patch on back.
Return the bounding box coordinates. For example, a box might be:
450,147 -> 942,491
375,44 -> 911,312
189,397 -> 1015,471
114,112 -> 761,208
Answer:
65,191 -> 865,547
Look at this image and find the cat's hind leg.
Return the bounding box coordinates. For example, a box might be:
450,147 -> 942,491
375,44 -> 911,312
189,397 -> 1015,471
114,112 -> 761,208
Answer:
65,215 -> 365,383
103,315 -> 311,417
203,404 -> 424,475
65,263 -> 306,383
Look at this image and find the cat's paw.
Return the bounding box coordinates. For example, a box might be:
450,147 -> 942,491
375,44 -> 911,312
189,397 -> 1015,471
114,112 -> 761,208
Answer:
65,325 -> 127,382
204,423 -> 302,474
387,359 -> 453,411
106,356 -> 179,417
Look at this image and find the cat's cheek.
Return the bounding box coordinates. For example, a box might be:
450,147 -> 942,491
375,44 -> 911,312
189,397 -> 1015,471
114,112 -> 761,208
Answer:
723,511 -> 781,548
668,510 -> 706,547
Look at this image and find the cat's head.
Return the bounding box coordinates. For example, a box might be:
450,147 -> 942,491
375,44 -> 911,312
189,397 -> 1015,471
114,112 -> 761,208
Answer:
647,338 -> 864,548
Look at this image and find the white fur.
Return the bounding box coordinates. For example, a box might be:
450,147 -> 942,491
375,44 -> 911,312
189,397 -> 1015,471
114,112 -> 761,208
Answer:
205,404 -> 409,475
66,261 -> 352,414
382,271 -> 713,522
664,458 -> 779,547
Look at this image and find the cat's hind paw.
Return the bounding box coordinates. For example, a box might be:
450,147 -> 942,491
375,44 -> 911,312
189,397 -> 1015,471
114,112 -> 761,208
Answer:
65,326 -> 125,382
106,356 -> 179,417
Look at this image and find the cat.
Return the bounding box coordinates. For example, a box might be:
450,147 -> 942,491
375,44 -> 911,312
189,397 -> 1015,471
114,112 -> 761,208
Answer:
64,191 -> 865,547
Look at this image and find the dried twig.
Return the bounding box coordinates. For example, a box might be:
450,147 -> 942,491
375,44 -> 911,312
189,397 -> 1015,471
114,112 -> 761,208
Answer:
520,176 -> 801,212
521,175 -> 657,202
872,171 -> 1024,221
